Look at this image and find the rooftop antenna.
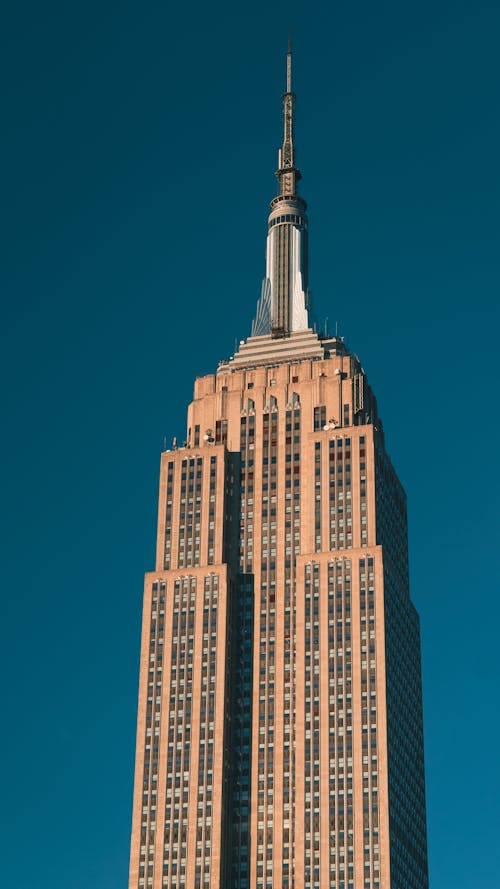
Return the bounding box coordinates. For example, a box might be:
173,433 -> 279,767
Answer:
335,320 -> 339,337
287,33 -> 292,93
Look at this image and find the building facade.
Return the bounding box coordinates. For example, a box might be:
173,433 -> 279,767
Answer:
128,46 -> 429,889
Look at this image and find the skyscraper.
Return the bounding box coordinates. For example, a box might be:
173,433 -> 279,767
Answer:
129,45 -> 429,889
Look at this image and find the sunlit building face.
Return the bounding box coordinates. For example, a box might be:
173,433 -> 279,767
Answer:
128,45 -> 429,889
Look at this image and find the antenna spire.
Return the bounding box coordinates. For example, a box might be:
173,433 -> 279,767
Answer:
287,34 -> 292,93
251,42 -> 310,340
276,36 -> 301,197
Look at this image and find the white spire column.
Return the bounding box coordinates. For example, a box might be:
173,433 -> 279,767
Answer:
252,41 -> 311,339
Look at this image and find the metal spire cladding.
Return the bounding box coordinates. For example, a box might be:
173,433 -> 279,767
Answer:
251,42 -> 310,339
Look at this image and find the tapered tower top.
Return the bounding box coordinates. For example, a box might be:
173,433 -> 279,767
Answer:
221,41 -> 351,363
242,42 -> 311,343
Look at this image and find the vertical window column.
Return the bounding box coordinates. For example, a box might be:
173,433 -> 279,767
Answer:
328,438 -> 352,551
314,442 -> 321,552
359,437 -> 368,547
207,456 -> 216,565
359,557 -> 379,888
138,580 -> 166,888
164,463 -> 174,570
239,416 -> 255,574
283,407 -> 300,887
177,458 -> 203,569
195,575 -> 219,888
326,560 -> 354,889
257,409 -> 278,889
163,577 -> 196,889
303,562 -> 322,888
231,576 -> 253,889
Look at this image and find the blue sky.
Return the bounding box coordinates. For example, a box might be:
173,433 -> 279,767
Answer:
2,1 -> 499,886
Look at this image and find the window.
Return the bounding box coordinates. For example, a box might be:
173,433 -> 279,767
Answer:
314,406 -> 326,431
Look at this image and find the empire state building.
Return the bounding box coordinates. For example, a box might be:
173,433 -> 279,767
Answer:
128,45 -> 429,889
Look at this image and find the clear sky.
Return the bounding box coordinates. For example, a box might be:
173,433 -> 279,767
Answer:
2,1 -> 499,886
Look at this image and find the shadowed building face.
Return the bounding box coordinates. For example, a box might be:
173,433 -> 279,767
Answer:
128,44 -> 429,889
